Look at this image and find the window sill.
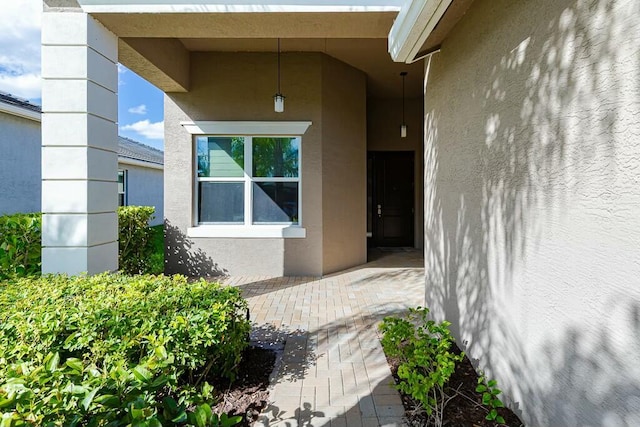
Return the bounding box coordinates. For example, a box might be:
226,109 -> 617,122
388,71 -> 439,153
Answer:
187,225 -> 306,239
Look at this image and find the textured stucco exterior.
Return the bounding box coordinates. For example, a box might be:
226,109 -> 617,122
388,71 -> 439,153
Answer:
321,56 -> 367,274
367,97 -> 423,249
0,112 -> 41,215
120,163 -> 164,226
164,52 -> 367,277
423,0 -> 640,425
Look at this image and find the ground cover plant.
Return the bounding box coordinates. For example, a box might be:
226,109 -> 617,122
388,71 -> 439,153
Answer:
148,225 -> 165,275
380,307 -> 524,426
0,274 -> 250,426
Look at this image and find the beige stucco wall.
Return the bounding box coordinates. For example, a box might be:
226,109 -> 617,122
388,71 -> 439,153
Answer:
165,52 -> 367,276
367,97 -> 423,249
321,55 -> 367,274
423,0 -> 640,425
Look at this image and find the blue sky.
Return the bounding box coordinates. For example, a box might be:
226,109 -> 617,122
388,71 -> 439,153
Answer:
0,0 -> 165,150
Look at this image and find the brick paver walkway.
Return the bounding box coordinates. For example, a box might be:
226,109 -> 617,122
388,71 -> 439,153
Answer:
223,250 -> 425,427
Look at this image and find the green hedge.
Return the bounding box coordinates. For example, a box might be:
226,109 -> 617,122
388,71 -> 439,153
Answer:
118,206 -> 157,275
0,213 -> 41,280
0,274 -> 250,426
0,207 -> 161,278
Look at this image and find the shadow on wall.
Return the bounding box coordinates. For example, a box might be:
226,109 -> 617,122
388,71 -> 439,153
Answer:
423,0 -> 639,424
164,220 -> 227,277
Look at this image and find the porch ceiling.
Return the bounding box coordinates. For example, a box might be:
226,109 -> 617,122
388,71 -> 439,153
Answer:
178,38 -> 424,98
91,11 -> 423,98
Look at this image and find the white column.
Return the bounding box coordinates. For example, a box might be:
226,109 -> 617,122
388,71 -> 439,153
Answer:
41,11 -> 119,275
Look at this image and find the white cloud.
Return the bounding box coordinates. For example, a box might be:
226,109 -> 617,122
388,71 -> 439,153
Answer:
0,0 -> 42,100
117,63 -> 127,86
121,120 -> 164,140
128,104 -> 147,115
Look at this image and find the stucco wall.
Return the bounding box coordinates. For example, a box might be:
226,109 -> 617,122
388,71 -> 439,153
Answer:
165,51 -> 368,276
165,52 -> 325,276
321,55 -> 367,274
0,112 -> 41,215
121,163 -> 163,226
423,0 -> 640,425
367,97 -> 423,249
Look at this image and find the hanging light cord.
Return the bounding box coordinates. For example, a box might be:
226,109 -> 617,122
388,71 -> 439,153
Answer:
401,72 -> 407,124
277,38 -> 281,94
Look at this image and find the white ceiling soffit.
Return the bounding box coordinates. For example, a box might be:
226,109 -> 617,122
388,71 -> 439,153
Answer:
388,0 -> 452,63
77,0 -> 404,13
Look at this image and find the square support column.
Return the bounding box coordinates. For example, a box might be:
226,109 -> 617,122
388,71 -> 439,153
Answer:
41,11 -> 119,275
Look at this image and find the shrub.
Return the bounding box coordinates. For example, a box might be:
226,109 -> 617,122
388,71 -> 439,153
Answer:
0,213 -> 41,280
0,274 -> 250,426
379,307 -> 464,427
118,206 -> 157,275
0,207 -> 161,278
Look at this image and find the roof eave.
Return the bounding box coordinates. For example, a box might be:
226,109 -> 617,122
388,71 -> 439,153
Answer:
388,0 -> 452,63
0,103 -> 41,122
77,1 -> 402,14
118,156 -> 164,170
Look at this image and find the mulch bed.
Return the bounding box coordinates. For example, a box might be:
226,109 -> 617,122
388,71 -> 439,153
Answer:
210,343 -> 525,427
388,344 -> 525,427
211,346 -> 276,426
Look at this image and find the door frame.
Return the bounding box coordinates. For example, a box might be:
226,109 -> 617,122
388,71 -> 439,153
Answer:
367,150 -> 415,248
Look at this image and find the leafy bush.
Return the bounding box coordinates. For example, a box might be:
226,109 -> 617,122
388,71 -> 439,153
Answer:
118,206 -> 157,275
0,207 -> 162,278
0,274 -> 250,426
379,307 -> 464,427
0,213 -> 41,280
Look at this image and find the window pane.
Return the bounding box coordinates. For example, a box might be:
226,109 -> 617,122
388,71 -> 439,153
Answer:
197,136 -> 244,177
253,182 -> 298,223
117,170 -> 125,193
253,137 -> 299,177
199,182 -> 244,223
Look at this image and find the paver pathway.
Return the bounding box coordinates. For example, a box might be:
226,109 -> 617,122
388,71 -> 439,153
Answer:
223,250 -> 424,427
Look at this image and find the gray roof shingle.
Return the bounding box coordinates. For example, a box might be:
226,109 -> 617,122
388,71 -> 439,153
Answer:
0,91 -> 41,113
117,136 -> 164,166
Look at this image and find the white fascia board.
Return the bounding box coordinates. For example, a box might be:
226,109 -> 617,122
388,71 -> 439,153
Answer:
0,103 -> 41,122
181,121 -> 312,135
118,157 -> 164,170
78,0 -> 403,13
388,0 -> 452,63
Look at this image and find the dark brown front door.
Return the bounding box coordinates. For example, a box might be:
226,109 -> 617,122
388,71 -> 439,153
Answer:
369,151 -> 414,247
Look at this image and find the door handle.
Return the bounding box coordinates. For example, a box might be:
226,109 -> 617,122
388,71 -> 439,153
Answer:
377,204 -> 382,217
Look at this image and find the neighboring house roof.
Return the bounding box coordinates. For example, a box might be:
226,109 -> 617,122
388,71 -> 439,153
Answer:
0,91 -> 41,121
0,92 -> 163,169
118,136 -> 164,168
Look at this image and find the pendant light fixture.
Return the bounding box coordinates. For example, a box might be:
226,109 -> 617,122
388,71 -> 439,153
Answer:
400,71 -> 407,138
274,38 -> 285,113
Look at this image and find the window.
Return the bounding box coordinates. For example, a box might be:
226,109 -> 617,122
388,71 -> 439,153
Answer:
183,121 -> 311,238
196,136 -> 300,225
118,170 -> 127,206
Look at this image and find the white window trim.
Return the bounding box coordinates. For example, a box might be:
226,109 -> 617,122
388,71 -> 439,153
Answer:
181,121 -> 312,136
183,121 -> 311,239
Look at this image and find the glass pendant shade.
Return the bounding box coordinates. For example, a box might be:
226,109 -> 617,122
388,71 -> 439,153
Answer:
274,94 -> 285,113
